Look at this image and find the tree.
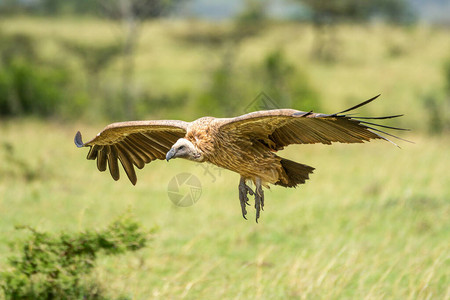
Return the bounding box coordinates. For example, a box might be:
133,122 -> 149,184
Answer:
299,0 -> 413,24
0,0 -> 183,17
291,0 -> 414,62
98,0 -> 185,119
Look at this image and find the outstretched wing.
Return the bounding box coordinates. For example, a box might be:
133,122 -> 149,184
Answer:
75,120 -> 188,185
216,95 -> 410,150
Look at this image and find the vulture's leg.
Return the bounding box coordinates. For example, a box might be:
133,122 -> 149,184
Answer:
254,177 -> 264,223
238,176 -> 254,220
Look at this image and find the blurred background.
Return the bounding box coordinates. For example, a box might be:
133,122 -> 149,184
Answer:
1,0 -> 450,125
0,0 -> 449,299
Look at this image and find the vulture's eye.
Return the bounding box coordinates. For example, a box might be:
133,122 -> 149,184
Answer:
179,145 -> 185,150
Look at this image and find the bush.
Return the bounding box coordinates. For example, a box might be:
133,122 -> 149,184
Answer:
0,59 -> 71,117
1,214 -> 151,300
0,31 -> 72,118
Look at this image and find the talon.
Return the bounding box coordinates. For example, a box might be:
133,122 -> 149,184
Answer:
247,186 -> 255,196
239,177 -> 251,220
239,177 -> 265,222
254,178 -> 264,223
260,189 -> 264,211
255,197 -> 260,222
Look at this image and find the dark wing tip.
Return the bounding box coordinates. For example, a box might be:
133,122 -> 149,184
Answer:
293,95 -> 382,118
335,94 -> 381,115
74,131 -> 84,148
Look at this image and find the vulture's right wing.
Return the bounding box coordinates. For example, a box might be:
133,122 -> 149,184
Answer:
75,120 -> 188,185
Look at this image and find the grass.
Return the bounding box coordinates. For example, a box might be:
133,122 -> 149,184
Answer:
0,119 -> 448,299
0,17 -> 449,299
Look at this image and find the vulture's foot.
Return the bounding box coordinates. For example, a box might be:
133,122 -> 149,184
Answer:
239,177 -> 254,220
254,178 -> 264,223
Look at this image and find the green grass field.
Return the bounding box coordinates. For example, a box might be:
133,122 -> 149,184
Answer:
0,18 -> 449,299
1,121 -> 448,299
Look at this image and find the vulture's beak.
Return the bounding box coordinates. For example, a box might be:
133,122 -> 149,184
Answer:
166,148 -> 176,161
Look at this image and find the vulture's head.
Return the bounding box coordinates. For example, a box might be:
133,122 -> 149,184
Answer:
166,138 -> 204,162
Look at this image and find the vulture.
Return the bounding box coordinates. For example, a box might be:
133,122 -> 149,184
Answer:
75,95 -> 408,222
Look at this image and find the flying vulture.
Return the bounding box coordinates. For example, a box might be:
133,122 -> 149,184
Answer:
75,95 -> 408,222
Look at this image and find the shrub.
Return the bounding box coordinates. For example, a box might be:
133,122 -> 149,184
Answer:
0,59 -> 71,117
0,31 -> 72,118
1,214 -> 151,300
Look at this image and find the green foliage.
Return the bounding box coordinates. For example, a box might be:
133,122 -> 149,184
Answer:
297,0 -> 415,24
196,48 -> 320,116
61,40 -> 122,77
0,59 -> 70,117
232,0 -> 268,40
0,0 -> 184,17
295,0 -> 415,62
100,0 -> 184,20
258,49 -> 320,110
0,32 -> 72,118
1,17 -> 448,133
60,39 -> 123,117
1,214 -> 150,299
236,0 -> 267,23
0,32 -> 36,62
196,53 -> 240,116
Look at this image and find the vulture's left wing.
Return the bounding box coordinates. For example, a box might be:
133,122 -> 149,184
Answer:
216,95 -> 410,150
75,120 -> 188,185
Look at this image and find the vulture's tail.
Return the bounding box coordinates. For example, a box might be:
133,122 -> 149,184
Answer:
276,158 -> 315,188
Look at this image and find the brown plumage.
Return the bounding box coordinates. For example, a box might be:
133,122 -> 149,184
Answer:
75,95 -> 409,222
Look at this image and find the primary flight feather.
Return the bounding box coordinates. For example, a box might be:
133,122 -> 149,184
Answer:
75,95 -> 408,222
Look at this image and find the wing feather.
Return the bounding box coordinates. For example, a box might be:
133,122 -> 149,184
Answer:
75,120 -> 188,184
132,134 -> 160,160
126,135 -> 153,163
120,139 -> 146,169
116,143 -> 137,185
216,95 -> 409,149
139,133 -> 171,156
96,147 -> 107,172
141,132 -> 174,150
87,145 -> 100,160
108,145 -> 120,180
